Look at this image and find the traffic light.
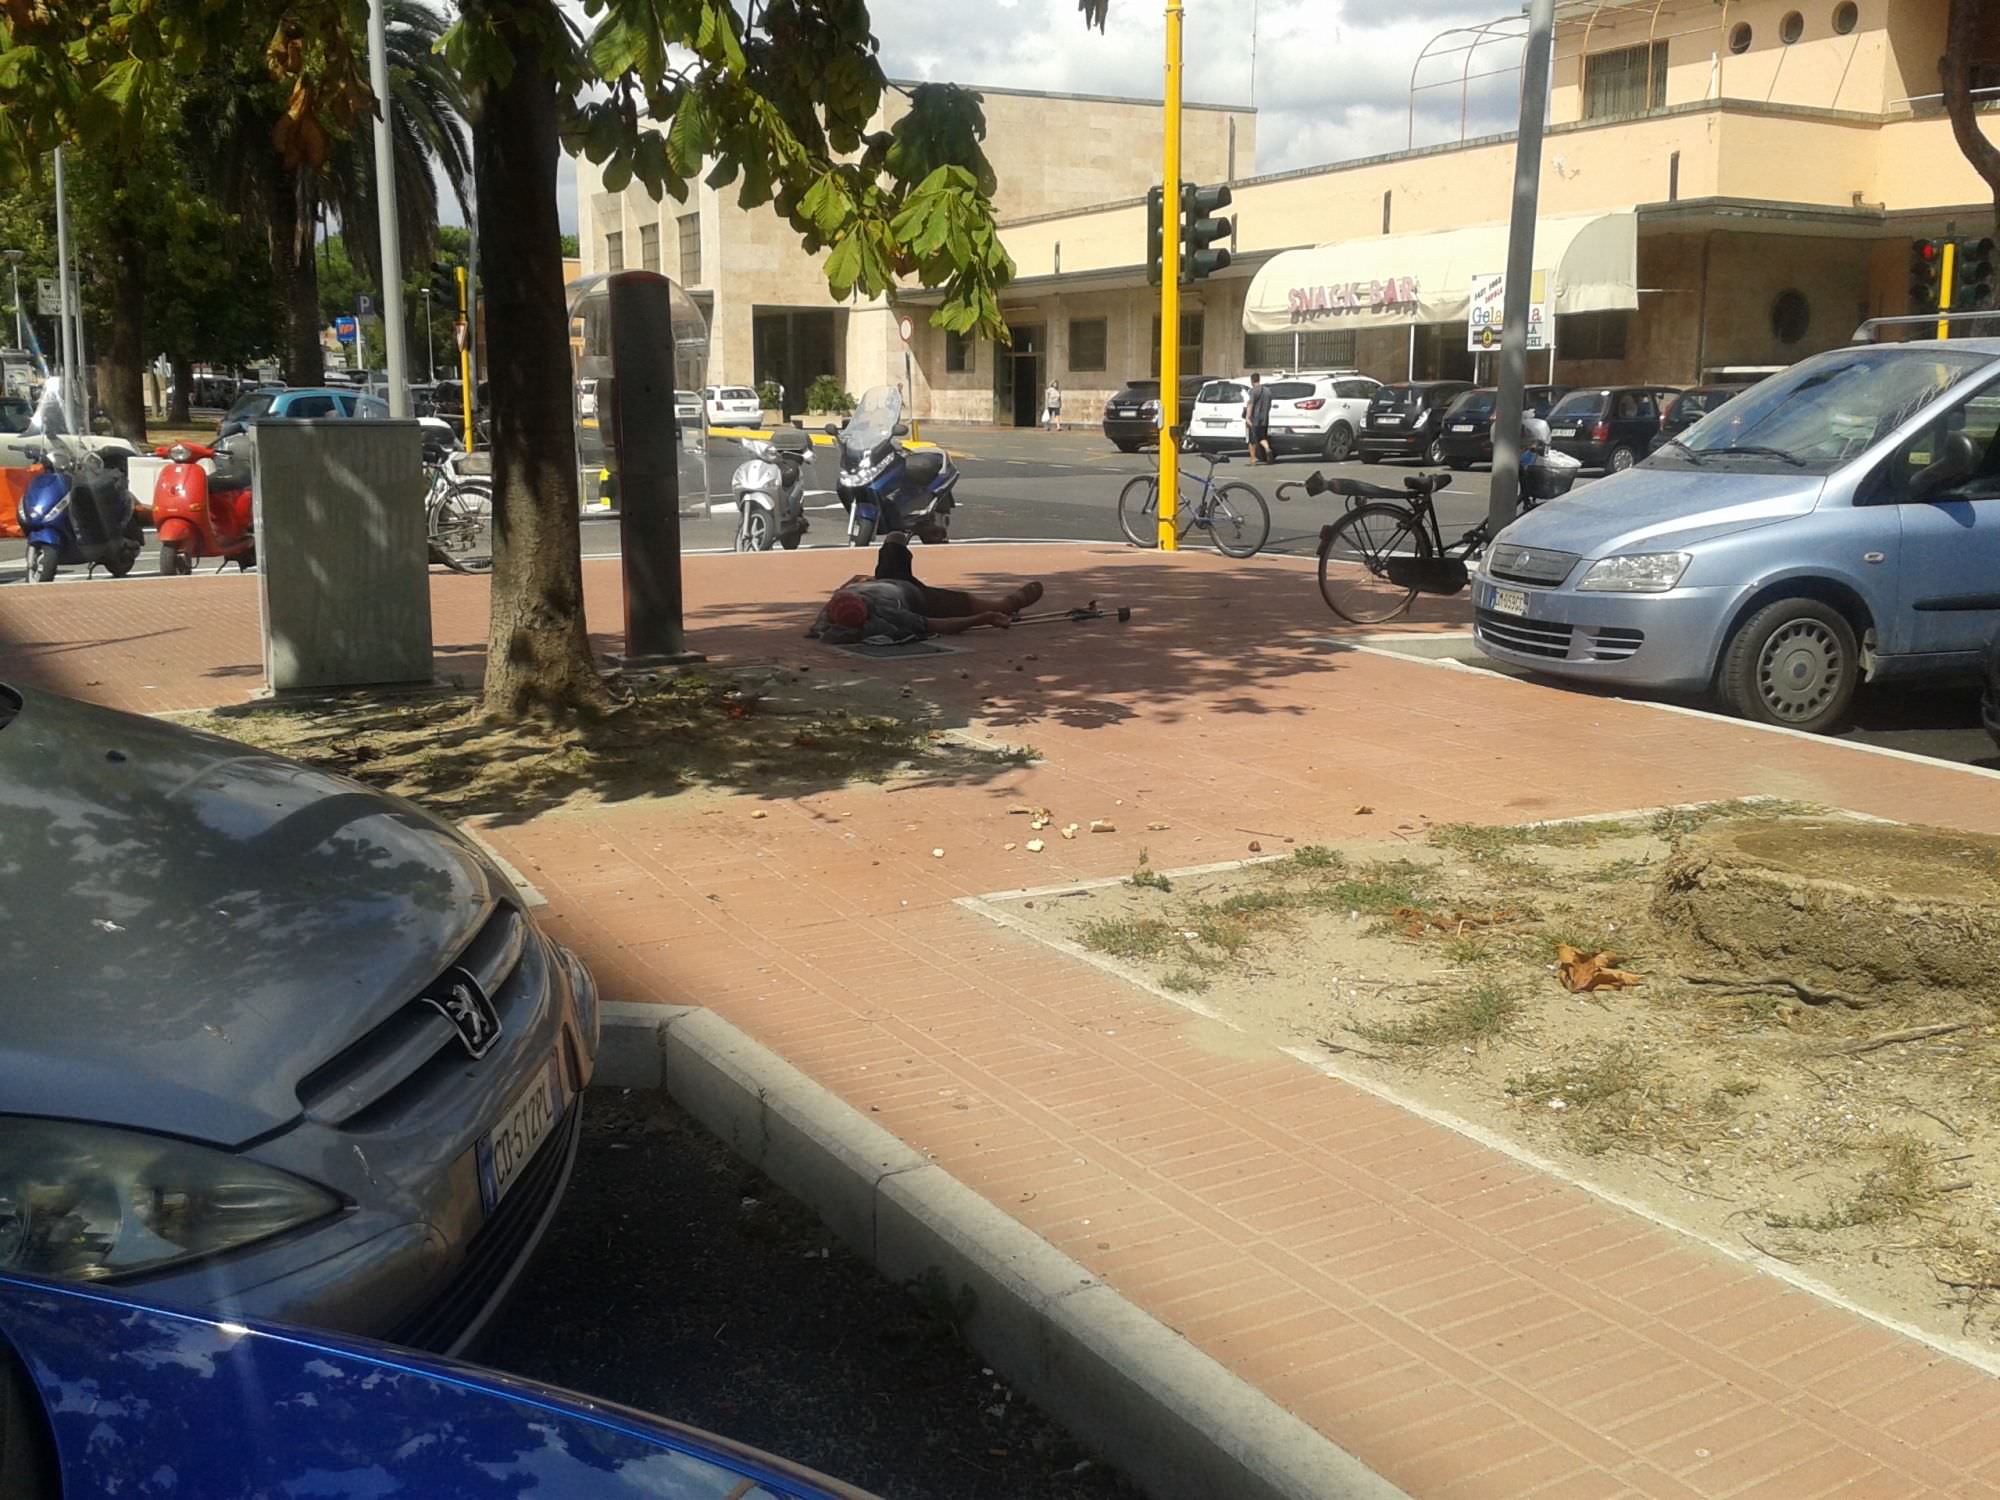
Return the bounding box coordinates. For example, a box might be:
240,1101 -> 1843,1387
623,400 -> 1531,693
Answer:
1146,185 -> 1165,289
1911,238 -> 1944,312
1954,237 -> 1996,308
1180,182 -> 1233,282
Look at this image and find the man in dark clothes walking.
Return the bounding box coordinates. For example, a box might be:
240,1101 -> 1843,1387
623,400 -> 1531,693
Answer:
1243,373 -> 1274,465
808,535 -> 1045,643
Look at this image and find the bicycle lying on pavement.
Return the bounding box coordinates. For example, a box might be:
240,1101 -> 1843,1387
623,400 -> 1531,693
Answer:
1284,456 -> 1576,624
1116,427 -> 1271,558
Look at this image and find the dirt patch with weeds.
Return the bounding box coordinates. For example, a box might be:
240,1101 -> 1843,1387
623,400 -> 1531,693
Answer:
993,804 -> 2000,1350
172,669 -> 1034,824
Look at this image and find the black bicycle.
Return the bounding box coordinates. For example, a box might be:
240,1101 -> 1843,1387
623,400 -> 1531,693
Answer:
1287,459 -> 1574,624
1116,428 -> 1271,558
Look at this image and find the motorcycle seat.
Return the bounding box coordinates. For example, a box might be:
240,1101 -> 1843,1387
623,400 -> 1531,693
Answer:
902,449 -> 945,486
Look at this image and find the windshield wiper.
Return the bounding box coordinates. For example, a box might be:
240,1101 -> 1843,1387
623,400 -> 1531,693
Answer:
1713,443 -> 1809,467
1658,438 -> 1705,466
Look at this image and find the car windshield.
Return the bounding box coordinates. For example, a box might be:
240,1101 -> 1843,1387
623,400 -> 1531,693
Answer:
722,387 -> 756,401
1548,390 -> 1608,419
1370,386 -> 1413,411
1267,382 -> 1315,401
1198,382 -> 1245,405
1667,346 -> 1992,471
841,384 -> 902,457
1448,391 -> 1497,419
226,392 -> 276,423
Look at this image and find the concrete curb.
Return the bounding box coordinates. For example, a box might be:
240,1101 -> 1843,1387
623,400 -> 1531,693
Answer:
597,1001 -> 1404,1500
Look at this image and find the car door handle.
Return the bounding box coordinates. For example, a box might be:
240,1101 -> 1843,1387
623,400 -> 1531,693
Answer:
1863,552 -> 1886,564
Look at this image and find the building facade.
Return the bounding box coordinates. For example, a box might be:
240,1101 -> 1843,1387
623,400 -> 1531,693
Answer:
576,0 -> 2000,424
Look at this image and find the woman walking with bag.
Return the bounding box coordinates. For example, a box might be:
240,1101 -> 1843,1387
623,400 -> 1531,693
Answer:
1044,379 -> 1063,432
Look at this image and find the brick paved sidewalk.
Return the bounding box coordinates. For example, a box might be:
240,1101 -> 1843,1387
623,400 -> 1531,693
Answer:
7,548 -> 2000,1497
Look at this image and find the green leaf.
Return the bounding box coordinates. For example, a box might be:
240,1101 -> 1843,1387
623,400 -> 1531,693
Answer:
798,171 -> 853,238
665,89 -> 709,176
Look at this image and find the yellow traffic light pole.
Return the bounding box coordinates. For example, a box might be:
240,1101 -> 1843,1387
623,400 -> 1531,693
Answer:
456,266 -> 475,448
1939,241 -> 1957,341
1157,0 -> 1184,550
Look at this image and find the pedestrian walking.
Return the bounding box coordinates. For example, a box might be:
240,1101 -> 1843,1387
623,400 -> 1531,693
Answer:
1044,379 -> 1063,432
1244,373 -> 1274,465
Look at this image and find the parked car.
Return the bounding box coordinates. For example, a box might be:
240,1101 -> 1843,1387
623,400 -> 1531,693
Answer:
0,394 -> 30,434
1648,383 -> 1751,453
1102,375 -> 1215,452
705,384 -> 763,426
1356,380 -> 1475,464
1266,372 -> 1381,462
0,683 -> 600,1350
1435,385 -> 1570,469
0,1274 -> 875,1499
218,385 -> 380,438
1186,378 -> 1248,454
677,388 -> 707,432
1544,385 -> 1681,473
1471,339 -> 2000,733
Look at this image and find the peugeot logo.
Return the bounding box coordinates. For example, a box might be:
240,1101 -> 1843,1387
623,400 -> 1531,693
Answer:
421,966 -> 502,1059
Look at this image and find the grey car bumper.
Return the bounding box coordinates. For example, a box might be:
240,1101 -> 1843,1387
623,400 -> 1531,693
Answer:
1470,571 -> 1735,692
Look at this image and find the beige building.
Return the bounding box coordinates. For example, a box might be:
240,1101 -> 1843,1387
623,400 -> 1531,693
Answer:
577,0 -> 2000,425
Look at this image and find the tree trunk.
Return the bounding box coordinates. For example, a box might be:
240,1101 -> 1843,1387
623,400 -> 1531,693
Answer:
265,162 -> 325,387
168,352 -> 193,425
1943,0 -> 2000,232
96,217 -> 148,443
471,1 -> 604,718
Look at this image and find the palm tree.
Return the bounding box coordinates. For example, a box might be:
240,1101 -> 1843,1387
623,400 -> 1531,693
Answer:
188,0 -> 469,385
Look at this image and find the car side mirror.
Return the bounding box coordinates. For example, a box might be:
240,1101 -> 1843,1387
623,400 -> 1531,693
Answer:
1909,430 -> 1979,501
892,422 -> 910,438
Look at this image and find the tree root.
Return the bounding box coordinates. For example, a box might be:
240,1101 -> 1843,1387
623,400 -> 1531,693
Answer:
1823,1021 -> 1976,1057
1683,974 -> 1884,1010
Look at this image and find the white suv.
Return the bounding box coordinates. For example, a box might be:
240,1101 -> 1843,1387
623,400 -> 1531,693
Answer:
1265,372 -> 1381,462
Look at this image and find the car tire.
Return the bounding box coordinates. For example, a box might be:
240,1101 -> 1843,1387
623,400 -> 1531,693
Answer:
1447,459 -> 1472,471
1719,598 -> 1859,735
1322,422 -> 1354,463
1425,437 -> 1446,465
1357,450 -> 1378,465
1608,445 -> 1638,472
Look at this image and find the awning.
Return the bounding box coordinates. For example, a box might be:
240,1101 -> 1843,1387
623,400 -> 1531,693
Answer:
1242,210 -> 1638,335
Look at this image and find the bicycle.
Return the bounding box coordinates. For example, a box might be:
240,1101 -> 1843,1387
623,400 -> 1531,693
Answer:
1116,427 -> 1271,558
423,447 -> 494,574
1290,455 -> 1574,624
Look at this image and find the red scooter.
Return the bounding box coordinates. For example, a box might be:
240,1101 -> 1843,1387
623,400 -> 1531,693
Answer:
151,440 -> 255,574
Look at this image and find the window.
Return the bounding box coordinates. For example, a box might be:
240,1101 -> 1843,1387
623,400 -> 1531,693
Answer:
1729,22 -> 1753,53
1779,10 -> 1804,44
1771,289 -> 1811,345
288,395 -> 338,419
1335,378 -> 1378,399
1882,396 -> 2000,503
1068,318 -> 1108,373
639,222 -> 660,273
1243,329 -> 1358,371
945,330 -> 973,373
355,397 -> 388,420
1266,381 -> 1316,401
676,213 -> 702,284
604,230 -> 624,271
1831,2 -> 1857,36
1149,313 -> 1205,377
1613,390 -> 1658,421
1582,41 -> 1668,120
1558,311 -> 1630,361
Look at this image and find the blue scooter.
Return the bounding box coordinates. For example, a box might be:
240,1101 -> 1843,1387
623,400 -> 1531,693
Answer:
13,385 -> 143,583
827,385 -> 957,546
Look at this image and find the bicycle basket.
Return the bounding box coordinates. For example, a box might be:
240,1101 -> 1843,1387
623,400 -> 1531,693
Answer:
1384,556 -> 1470,596
1523,461 -> 1577,501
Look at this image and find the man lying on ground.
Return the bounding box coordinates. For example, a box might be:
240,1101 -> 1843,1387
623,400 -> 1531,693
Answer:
807,533 -> 1045,644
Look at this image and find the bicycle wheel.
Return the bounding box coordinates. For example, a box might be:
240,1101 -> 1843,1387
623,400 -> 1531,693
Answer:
430,482 -> 494,573
1317,503 -> 1431,624
1205,482 -> 1271,558
1117,474 -> 1161,547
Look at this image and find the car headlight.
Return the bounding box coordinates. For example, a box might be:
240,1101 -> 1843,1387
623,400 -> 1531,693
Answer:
0,1117 -> 340,1281
1577,552 -> 1692,593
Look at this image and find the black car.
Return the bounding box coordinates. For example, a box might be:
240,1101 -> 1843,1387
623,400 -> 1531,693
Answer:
1435,384 -> 1570,469
0,394 -> 31,434
1102,375 -> 1214,453
1544,385 -> 1680,472
1357,380 -> 1475,464
1647,384 -> 1750,453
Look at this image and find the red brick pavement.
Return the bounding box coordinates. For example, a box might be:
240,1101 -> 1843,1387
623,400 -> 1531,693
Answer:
7,548 -> 2000,1498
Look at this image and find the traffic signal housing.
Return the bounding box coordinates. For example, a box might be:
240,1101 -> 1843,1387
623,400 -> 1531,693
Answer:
1954,236 -> 1997,309
1911,238 -> 1944,313
1146,185 -> 1166,288
1181,182 -> 1233,282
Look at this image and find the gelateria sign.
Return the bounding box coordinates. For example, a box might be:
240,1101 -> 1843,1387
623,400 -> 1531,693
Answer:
1286,277 -> 1420,322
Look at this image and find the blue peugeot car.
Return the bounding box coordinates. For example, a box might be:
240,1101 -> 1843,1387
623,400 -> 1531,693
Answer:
1474,336 -> 2000,733
0,1273 -> 875,1497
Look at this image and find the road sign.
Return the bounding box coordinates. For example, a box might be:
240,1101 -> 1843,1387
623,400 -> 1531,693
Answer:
334,314 -> 359,346
898,315 -> 914,343
35,278 -> 58,317
356,294 -> 374,318
1468,270 -> 1550,352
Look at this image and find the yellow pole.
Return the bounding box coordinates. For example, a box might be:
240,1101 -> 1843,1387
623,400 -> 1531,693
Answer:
1157,0 -> 1184,550
456,266 -> 475,448
1938,241 -> 1957,340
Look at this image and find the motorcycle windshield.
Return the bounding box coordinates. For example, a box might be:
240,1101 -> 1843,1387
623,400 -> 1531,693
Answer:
840,386 -> 902,464
26,380 -> 69,439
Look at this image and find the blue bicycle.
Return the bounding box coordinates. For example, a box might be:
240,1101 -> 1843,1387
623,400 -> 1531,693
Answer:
1116,428 -> 1270,557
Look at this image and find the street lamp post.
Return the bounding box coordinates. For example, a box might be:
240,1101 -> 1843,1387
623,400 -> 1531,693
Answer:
366,0 -> 410,417
421,286 -> 435,383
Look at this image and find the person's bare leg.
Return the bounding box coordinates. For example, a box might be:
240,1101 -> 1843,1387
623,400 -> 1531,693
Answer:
960,581 -> 1044,613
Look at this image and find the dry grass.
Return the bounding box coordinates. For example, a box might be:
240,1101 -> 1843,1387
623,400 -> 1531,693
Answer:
1350,981 -> 1521,1049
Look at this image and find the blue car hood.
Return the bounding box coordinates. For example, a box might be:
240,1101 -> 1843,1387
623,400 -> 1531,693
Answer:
0,1275 -> 871,1498
1495,464 -> 1826,558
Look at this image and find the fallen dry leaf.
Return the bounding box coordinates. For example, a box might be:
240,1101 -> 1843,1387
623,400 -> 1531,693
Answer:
1353,805 -> 1374,816
1003,842 -> 1018,852
1394,906 -> 1525,940
1248,840 -> 1263,853
1147,821 -> 1170,831
1090,819 -> 1115,834
1555,942 -> 1644,993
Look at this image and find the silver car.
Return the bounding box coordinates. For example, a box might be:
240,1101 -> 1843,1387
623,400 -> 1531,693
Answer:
1473,338 -> 2000,733
0,685 -> 599,1351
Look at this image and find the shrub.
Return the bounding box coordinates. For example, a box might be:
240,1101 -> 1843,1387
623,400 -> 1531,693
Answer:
806,375 -> 854,415
757,380 -> 782,409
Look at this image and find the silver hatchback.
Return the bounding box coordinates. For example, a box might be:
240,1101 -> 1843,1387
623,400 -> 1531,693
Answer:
0,686 -> 599,1352
1473,339 -> 2000,732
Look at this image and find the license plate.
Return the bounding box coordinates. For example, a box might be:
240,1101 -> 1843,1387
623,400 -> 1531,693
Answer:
477,1056 -> 565,1215
1375,415 -> 1405,426
1452,423 -> 1476,432
1552,427 -> 1578,438
1492,588 -> 1528,617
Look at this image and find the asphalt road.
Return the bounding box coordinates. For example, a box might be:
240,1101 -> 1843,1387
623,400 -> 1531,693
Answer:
2,423 -> 1992,769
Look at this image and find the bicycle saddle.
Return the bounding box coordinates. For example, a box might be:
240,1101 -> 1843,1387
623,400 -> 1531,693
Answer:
1304,470 -> 1450,501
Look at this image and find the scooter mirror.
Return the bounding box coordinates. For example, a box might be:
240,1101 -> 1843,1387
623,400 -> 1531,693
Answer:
892,422 -> 910,438
823,423 -> 840,437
